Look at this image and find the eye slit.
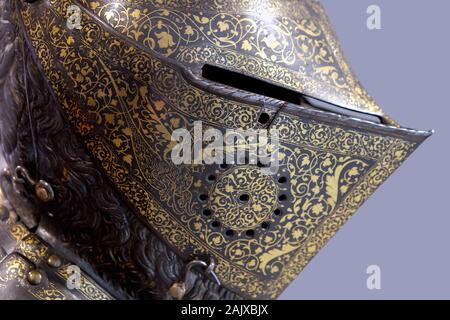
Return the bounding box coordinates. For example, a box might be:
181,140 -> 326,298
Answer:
201,64 -> 303,106
201,64 -> 382,124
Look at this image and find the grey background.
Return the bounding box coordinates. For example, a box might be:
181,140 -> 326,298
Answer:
280,0 -> 449,299
0,0 -> 448,300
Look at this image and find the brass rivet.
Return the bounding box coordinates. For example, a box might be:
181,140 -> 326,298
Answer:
47,254 -> 62,268
169,282 -> 186,300
35,181 -> 54,203
27,270 -> 43,285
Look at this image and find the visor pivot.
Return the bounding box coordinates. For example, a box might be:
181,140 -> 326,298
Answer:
12,166 -> 54,203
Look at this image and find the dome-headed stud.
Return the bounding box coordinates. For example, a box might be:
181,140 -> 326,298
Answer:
27,270 -> 43,285
47,254 -> 62,268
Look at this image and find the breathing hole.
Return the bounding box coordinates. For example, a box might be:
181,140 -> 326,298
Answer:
278,194 -> 287,201
245,230 -> 255,238
199,194 -> 208,202
261,222 -> 270,230
274,209 -> 282,216
258,113 -> 270,124
211,221 -> 220,228
278,176 -> 287,184
207,174 -> 216,182
203,209 -> 212,217
239,194 -> 250,203
225,230 -> 234,237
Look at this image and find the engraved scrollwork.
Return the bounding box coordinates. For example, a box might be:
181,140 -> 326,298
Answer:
80,0 -> 384,115
18,0 -> 418,299
209,166 -> 278,231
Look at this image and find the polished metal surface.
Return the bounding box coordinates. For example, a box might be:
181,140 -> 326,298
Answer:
0,0 -> 431,300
